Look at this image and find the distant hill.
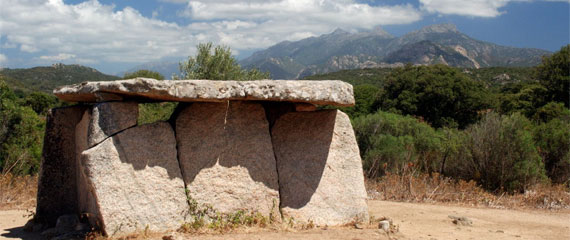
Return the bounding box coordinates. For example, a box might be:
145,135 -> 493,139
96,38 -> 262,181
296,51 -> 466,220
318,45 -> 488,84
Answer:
240,24 -> 551,79
304,66 -> 536,88
0,63 -> 119,93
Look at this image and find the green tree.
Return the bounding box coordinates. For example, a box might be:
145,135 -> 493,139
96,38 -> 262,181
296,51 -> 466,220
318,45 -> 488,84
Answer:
23,91 -> 59,115
534,45 -> 569,107
532,102 -> 569,123
498,83 -> 548,118
339,84 -> 381,119
381,64 -> 489,129
179,42 -> 269,80
122,70 -> 176,124
124,70 -> 165,80
0,78 -> 45,175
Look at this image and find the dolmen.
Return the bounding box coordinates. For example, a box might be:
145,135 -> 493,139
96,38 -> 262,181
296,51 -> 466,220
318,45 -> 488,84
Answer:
35,78 -> 369,236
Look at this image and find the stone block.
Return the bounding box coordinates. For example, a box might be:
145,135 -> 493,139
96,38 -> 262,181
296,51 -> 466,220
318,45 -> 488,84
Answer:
80,122 -> 187,236
87,101 -> 138,147
271,110 -> 369,225
175,101 -> 280,216
36,105 -> 89,226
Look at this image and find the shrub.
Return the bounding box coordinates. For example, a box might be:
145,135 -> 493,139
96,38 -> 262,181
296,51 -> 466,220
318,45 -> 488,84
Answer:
447,112 -> 546,192
353,111 -> 443,179
533,117 -> 570,185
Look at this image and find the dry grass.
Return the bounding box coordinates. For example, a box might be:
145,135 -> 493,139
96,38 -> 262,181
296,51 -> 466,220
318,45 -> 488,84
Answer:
367,172 -> 570,210
0,173 -> 37,210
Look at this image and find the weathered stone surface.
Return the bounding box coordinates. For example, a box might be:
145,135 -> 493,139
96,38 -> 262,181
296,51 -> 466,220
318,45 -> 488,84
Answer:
175,101 -> 280,216
80,122 -> 187,236
294,103 -> 317,112
54,78 -> 354,107
87,101 -> 138,147
36,105 -> 89,226
271,110 -> 369,225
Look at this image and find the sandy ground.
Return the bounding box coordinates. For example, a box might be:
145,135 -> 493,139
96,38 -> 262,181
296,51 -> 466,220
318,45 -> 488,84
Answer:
1,200 -> 569,240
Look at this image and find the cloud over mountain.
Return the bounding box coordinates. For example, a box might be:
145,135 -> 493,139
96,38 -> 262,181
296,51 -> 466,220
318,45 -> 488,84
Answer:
0,0 -> 421,68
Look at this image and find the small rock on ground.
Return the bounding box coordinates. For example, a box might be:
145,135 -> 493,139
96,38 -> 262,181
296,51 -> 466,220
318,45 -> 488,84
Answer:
448,215 -> 472,226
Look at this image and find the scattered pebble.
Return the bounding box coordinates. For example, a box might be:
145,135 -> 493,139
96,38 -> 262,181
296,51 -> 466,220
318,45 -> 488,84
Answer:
354,223 -> 365,229
448,215 -> 472,226
378,220 -> 390,231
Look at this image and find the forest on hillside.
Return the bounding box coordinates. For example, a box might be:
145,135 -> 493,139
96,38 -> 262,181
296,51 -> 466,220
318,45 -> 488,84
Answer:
0,44 -> 568,195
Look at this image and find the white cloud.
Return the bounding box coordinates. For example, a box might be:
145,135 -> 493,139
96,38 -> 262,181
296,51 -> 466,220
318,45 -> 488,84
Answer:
1,0 -> 198,64
0,0 -> 421,69
420,0 -> 510,17
179,0 -> 421,48
419,0 -> 569,17
0,54 -> 7,63
183,0 -> 421,28
39,53 -> 76,61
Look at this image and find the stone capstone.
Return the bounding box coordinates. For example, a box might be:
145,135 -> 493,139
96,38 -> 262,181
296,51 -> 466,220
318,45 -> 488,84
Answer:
80,122 -> 187,236
86,101 -> 138,147
175,101 -> 280,216
53,78 -> 355,107
271,110 -> 369,225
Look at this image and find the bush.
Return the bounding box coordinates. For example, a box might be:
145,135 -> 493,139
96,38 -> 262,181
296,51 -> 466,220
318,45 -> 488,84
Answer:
533,117 -> 570,185
138,102 -> 178,125
446,112 -> 546,192
124,69 -> 165,80
353,111 -> 443,179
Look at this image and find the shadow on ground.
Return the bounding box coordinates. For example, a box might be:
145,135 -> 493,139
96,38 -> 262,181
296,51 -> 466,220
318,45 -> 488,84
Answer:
1,226 -> 42,240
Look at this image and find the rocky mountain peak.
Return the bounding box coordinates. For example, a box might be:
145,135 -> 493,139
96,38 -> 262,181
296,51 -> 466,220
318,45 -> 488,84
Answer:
330,28 -> 350,35
419,23 -> 458,33
370,25 -> 393,38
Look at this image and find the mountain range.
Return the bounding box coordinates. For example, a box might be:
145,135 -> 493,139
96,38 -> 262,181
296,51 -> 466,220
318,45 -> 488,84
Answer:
239,23 -> 550,79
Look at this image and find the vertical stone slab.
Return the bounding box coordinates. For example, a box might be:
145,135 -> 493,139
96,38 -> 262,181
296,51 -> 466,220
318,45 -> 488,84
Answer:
80,122 -> 187,236
76,110 -> 100,228
36,105 -> 89,226
175,101 -> 280,216
271,110 -> 369,225
87,102 -> 138,147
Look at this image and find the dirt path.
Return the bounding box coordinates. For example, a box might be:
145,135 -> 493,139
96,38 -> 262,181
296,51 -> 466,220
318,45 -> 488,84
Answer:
2,200 -> 569,240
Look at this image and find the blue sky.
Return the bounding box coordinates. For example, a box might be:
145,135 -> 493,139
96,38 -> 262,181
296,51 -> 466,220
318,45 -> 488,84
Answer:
0,0 -> 568,75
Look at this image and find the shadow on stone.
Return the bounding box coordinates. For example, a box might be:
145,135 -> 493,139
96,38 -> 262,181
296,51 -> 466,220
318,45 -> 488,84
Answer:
272,110 -> 369,225
111,122 -> 183,180
36,105 -> 89,227
271,111 -> 334,209
175,101 -> 279,190
174,101 -> 280,215
80,122 -> 188,235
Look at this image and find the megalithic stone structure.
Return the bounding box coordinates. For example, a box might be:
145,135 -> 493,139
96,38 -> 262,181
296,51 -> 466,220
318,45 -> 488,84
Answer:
37,78 -> 369,237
